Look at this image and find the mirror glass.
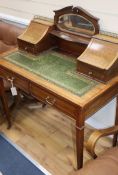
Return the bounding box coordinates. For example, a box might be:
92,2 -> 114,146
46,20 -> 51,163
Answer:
57,14 -> 95,35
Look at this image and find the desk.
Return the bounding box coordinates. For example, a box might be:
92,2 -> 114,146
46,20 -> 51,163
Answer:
0,49 -> 118,169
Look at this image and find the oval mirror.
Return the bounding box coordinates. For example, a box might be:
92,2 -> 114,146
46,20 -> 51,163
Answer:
57,14 -> 95,36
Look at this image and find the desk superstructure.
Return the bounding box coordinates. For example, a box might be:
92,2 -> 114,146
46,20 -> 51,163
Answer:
0,6 -> 118,169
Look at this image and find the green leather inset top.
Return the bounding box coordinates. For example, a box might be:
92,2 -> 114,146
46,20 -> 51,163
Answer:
4,50 -> 98,96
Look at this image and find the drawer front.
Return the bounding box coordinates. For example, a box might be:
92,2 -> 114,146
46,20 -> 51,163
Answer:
0,67 -> 29,92
30,83 -> 77,119
18,40 -> 35,54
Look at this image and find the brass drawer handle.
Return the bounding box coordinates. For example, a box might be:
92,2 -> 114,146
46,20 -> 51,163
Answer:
7,77 -> 15,82
45,96 -> 56,106
7,77 -> 15,87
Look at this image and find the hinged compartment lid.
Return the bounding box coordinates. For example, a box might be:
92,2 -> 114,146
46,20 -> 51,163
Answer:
77,34 -> 118,82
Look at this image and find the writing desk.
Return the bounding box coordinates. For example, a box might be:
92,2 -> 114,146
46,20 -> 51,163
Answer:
0,48 -> 118,169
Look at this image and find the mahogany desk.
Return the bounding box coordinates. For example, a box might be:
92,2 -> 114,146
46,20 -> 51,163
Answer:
0,49 -> 118,169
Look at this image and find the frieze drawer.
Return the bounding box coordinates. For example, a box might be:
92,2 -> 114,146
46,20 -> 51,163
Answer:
30,83 -> 77,119
0,67 -> 29,92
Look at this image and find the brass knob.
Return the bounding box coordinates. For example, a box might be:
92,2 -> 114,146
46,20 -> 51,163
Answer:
89,71 -> 93,75
25,47 -> 28,50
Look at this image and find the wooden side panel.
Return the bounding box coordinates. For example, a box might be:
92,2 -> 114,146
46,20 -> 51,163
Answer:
84,81 -> 118,118
55,37 -> 87,56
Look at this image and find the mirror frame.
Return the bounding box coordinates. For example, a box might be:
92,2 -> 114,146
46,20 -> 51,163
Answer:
54,6 -> 99,37
57,14 -> 95,36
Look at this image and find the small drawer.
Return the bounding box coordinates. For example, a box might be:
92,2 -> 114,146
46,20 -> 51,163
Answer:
30,83 -> 77,119
0,67 -> 29,92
